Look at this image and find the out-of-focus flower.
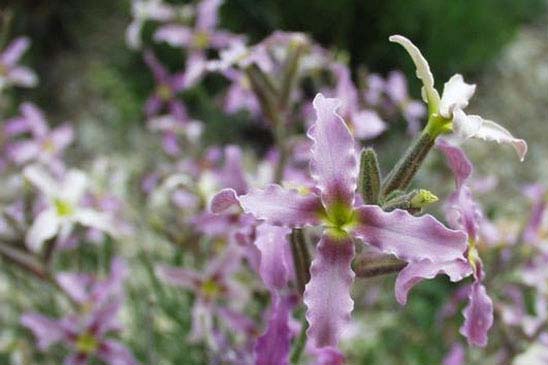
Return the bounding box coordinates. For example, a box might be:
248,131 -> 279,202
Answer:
147,114 -> 204,156
390,35 -> 527,161
222,68 -> 261,117
23,165 -> 117,252
154,0 -> 244,87
522,184 -> 547,245
5,103 -> 73,169
0,36 -> 37,90
126,0 -> 175,49
21,258 -> 137,365
385,70 -> 427,135
329,63 -> 386,140
155,245 -> 251,344
214,93 -> 468,355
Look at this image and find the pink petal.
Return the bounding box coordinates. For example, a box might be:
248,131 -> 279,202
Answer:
155,265 -> 201,289
7,67 -> 38,87
436,139 -> 472,190
144,50 -> 168,82
20,103 -> 48,137
239,184 -> 323,227
56,272 -> 93,304
312,347 -> 345,365
210,188 -> 240,214
352,205 -> 468,263
394,259 -> 472,305
459,281 -> 494,347
254,294 -> 292,365
218,145 -> 248,195
255,224 -> 291,291
196,0 -> 222,30
443,343 -> 466,365
0,37 -> 30,66
153,25 -> 193,47
308,93 -> 357,210
98,340 -> 138,365
351,110 -> 387,140
6,140 -> 40,164
50,124 -> 74,151
20,313 -> 67,350
304,234 -> 355,348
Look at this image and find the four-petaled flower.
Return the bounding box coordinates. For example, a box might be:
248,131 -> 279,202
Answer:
214,93 -> 468,353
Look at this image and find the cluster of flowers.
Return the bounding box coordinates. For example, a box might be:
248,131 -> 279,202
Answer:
1,0 -> 546,364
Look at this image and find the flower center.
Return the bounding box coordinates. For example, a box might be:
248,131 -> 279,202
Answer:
201,279 -> 220,300
54,198 -> 74,217
157,84 -> 173,100
193,31 -> 210,49
42,138 -> 56,153
323,202 -> 356,238
75,332 -> 98,354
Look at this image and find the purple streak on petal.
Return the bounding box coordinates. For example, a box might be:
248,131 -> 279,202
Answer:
239,184 -> 322,227
0,37 -> 30,66
168,100 -> 188,121
395,259 -> 472,305
255,224 -> 291,291
92,257 -> 128,306
91,300 -> 123,336
312,347 -> 345,365
304,234 -> 355,348
144,50 -> 168,82
436,139 -> 472,190
254,294 -> 292,365
443,343 -> 466,365
459,281 -> 494,347
308,93 -> 357,210
196,0 -> 222,30
210,188 -> 240,213
21,313 -> 67,350
64,353 -> 89,365
353,205 -> 467,263
155,265 -> 201,290
97,340 -> 138,365
446,186 -> 482,242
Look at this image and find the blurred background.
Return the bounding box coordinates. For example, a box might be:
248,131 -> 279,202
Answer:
2,0 -> 548,364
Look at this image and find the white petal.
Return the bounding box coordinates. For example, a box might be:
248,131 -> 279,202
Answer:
126,20 -> 143,49
26,209 -> 60,251
23,164 -> 58,198
74,209 -> 116,236
439,74 -> 476,118
60,170 -> 88,203
453,109 -> 527,161
389,35 -> 440,107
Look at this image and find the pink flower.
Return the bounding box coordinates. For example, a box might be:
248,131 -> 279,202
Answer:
0,36 -> 37,90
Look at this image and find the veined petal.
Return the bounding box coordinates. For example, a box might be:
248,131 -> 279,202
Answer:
352,205 -> 467,262
304,234 -> 355,348
436,139 -> 473,190
26,209 -> 60,252
395,259 -> 472,305
255,224 -> 291,291
254,294 -> 292,365
239,184 -> 323,227
210,188 -> 240,214
439,74 -> 476,119
389,35 -> 440,108
460,281 -> 494,347
308,93 -> 357,210
453,110 -> 527,161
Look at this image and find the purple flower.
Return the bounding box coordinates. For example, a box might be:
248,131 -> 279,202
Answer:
390,35 -> 527,160
385,70 -> 426,135
154,0 -> 244,87
21,258 -> 137,365
329,63 -> 387,140
127,0 -> 175,49
215,93 -> 467,351
5,103 -> 73,168
522,184 -> 547,244
155,245 -> 252,343
0,36 -> 38,89
222,68 -> 261,117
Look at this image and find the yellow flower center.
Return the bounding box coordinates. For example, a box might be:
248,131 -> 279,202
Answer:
322,201 -> 357,239
193,32 -> 210,49
201,279 -> 220,300
157,84 -> 173,100
54,198 -> 74,217
42,138 -> 56,153
75,332 -> 98,354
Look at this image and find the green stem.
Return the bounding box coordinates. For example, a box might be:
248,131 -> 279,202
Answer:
289,228 -> 311,296
352,252 -> 407,278
290,315 -> 308,364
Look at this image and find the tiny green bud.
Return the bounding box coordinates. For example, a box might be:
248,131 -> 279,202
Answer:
409,189 -> 439,208
358,148 -> 381,205
290,228 -> 311,296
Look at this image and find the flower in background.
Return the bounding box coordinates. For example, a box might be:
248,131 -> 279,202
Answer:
126,0 -> 175,49
0,36 -> 38,90
5,103 -> 73,171
155,245 -> 253,346
222,68 -> 261,118
21,258 -> 137,365
390,35 -> 527,160
385,70 -> 427,135
154,0 -> 244,87
215,93 -> 468,356
329,63 -> 387,140
23,165 -> 117,252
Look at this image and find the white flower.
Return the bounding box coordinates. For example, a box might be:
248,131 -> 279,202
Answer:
24,165 -> 116,252
389,35 -> 527,161
126,0 -> 175,49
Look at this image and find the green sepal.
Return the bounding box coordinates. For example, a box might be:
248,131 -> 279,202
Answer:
358,148 -> 381,205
